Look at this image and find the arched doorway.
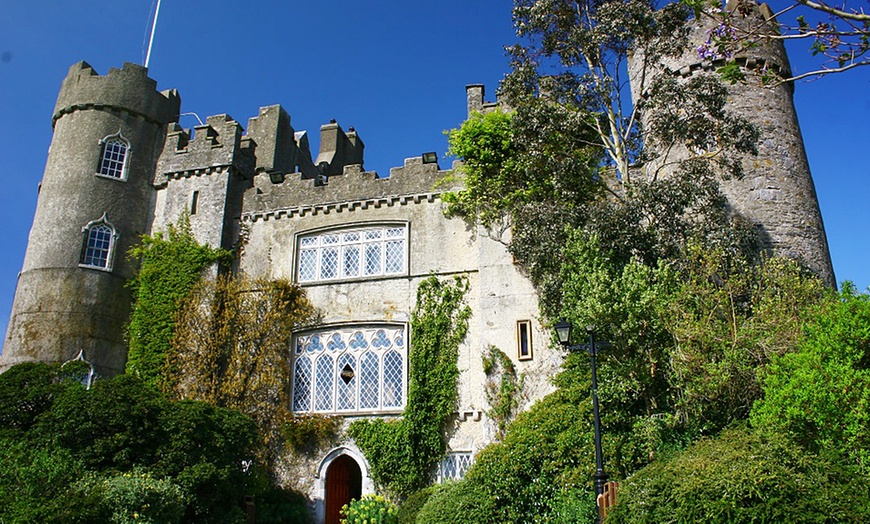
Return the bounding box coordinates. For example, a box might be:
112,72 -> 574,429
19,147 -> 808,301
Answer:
325,454 -> 362,524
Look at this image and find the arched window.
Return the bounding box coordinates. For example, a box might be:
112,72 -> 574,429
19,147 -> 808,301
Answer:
292,325 -> 406,414
80,214 -> 118,271
97,132 -> 130,180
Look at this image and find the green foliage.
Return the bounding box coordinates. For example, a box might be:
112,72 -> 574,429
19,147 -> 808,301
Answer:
397,486 -> 437,524
341,494 -> 398,524
609,425 -> 870,524
168,275 -> 319,461
349,276 -> 471,498
246,487 -> 309,524
0,363 -> 260,524
752,284 -> 870,473
282,414 -> 341,454
80,470 -> 186,524
416,351 -> 597,523
667,249 -> 830,432
0,361 -> 77,436
126,216 -> 230,388
482,345 -> 524,438
414,481 -> 496,524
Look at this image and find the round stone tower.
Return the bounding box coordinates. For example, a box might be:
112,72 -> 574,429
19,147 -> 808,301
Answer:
630,1 -> 835,287
1,61 -> 179,376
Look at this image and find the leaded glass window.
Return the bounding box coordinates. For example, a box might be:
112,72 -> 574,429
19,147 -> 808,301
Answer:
297,225 -> 407,283
80,215 -> 118,271
98,134 -> 129,180
438,452 -> 473,483
292,325 -> 406,414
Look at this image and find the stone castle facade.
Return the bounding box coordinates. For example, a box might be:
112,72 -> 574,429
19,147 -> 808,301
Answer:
0,4 -> 834,521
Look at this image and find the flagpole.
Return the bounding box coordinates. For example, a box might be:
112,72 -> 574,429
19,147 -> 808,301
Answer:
144,0 -> 162,68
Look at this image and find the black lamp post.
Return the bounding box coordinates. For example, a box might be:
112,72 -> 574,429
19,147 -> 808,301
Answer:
554,319 -> 609,500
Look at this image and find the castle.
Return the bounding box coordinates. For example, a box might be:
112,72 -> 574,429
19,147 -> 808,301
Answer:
0,5 -> 834,522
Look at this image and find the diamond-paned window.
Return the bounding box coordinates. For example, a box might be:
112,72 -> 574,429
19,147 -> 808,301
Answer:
292,325 -> 406,414
438,452 -> 474,483
297,225 -> 407,283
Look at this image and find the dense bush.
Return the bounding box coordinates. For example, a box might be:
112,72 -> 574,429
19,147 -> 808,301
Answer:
417,351 -> 597,523
0,363 -> 304,524
752,284 -> 870,473
397,486 -> 437,524
413,481 -> 496,524
608,425 -> 870,524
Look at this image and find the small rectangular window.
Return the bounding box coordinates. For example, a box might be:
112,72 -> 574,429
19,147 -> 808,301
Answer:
517,320 -> 532,361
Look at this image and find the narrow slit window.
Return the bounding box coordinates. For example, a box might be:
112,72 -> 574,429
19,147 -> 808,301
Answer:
190,191 -> 199,215
517,320 -> 532,361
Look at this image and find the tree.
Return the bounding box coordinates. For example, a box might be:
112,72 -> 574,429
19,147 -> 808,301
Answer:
688,0 -> 870,83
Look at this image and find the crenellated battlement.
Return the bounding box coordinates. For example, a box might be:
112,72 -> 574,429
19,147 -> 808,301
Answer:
155,114 -> 255,185
241,155 -> 457,221
53,61 -> 179,128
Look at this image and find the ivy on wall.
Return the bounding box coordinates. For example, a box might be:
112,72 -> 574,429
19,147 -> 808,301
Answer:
348,276 -> 471,499
482,346 -> 524,438
125,215 -> 230,389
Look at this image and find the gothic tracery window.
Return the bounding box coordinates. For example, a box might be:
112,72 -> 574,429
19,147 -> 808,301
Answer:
292,325 -> 406,414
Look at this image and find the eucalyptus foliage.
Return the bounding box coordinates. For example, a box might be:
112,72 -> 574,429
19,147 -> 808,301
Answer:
349,276 -> 470,499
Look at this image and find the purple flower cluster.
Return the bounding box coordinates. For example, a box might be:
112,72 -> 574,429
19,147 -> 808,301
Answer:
696,23 -> 738,61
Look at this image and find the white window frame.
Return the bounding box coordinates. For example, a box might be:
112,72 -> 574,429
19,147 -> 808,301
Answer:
96,132 -> 130,181
79,213 -> 119,271
296,224 -> 408,284
291,324 -> 408,415
437,452 -> 474,483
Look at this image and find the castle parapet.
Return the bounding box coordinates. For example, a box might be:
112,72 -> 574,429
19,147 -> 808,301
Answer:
155,114 -> 255,183
242,155 -> 457,220
53,61 -> 179,127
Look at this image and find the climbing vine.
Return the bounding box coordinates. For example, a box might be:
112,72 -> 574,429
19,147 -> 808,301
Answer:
348,276 -> 471,499
125,215 -> 230,389
482,346 -> 524,438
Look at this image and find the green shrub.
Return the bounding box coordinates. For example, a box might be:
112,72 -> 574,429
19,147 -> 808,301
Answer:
397,486 -> 437,524
341,494 -> 398,524
752,284 -> 870,474
86,470 -> 186,524
608,425 -> 870,524
415,481 -> 496,524
249,487 -> 309,524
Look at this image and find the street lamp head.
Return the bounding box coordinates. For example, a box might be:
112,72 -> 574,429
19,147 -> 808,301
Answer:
585,324 -> 596,335
554,319 -> 572,346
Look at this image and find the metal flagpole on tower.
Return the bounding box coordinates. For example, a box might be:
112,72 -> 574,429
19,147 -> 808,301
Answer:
144,0 -> 162,68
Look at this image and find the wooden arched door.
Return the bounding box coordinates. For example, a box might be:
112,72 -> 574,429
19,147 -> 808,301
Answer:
325,455 -> 362,524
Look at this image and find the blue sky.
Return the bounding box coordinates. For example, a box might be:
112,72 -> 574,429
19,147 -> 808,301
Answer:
0,1 -> 867,342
